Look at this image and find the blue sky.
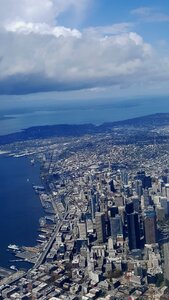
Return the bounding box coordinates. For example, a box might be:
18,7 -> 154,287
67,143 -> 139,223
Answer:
0,0 -> 169,107
83,0 -> 169,43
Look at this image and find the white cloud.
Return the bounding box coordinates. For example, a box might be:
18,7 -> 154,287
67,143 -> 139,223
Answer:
84,23 -> 133,37
0,26 -> 156,94
0,0 -> 90,26
5,21 -> 81,38
131,7 -> 169,23
0,0 -> 55,25
0,1 -> 169,95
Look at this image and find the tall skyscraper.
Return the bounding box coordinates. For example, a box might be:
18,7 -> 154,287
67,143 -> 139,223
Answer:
109,179 -> 115,192
126,202 -> 134,214
136,170 -> 146,181
121,170 -> 128,185
163,242 -> 169,282
136,171 -> 152,189
143,189 -> 152,208
134,180 -> 143,199
109,214 -> 123,240
131,196 -> 140,213
165,184 -> 169,198
109,206 -> 119,217
95,212 -> 106,243
160,197 -> 168,216
126,202 -> 141,250
90,194 -> 97,220
78,221 -> 87,239
142,175 -> 152,189
144,208 -> 157,244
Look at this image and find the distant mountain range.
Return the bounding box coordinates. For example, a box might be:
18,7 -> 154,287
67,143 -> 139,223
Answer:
1,113 -> 169,145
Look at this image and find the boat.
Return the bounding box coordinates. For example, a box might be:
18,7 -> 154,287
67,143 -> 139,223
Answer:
30,159 -> 35,165
33,185 -> 45,193
39,217 -> 46,227
10,265 -> 18,271
37,239 -> 45,244
38,234 -> 46,239
9,259 -> 24,262
8,244 -> 19,251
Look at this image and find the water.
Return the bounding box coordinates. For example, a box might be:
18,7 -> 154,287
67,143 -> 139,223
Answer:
1,96 -> 169,135
0,155 -> 44,269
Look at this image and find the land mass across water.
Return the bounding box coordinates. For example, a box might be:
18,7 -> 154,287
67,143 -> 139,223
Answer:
0,112 -> 169,145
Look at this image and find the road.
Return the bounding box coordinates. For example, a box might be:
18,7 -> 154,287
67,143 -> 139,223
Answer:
33,221 -> 62,269
33,187 -> 70,270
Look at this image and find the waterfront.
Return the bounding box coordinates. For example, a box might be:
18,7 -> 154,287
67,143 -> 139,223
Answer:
0,155 -> 44,269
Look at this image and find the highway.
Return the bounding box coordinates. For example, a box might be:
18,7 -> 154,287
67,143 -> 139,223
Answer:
33,220 -> 62,269
33,187 -> 70,270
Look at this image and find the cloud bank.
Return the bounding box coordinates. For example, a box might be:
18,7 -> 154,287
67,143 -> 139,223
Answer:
0,1 -> 169,95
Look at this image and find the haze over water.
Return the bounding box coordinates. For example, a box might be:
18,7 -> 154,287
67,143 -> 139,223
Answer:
0,96 -> 169,136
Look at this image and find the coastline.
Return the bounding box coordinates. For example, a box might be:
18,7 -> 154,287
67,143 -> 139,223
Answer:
0,155 -> 44,270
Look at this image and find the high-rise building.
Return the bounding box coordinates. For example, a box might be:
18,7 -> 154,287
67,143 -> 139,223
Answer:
121,170 -> 128,185
165,184 -> 169,198
90,194 -> 97,220
127,212 -> 141,250
156,206 -> 165,221
109,180 -> 115,192
131,196 -> 140,213
126,202 -> 134,214
143,189 -> 152,208
136,171 -> 152,189
136,170 -> 146,180
144,208 -> 157,244
78,221 -> 87,239
160,197 -> 168,216
126,202 -> 141,250
163,242 -> 169,282
109,214 -> 123,240
142,176 -> 152,189
109,206 -> 118,217
134,180 -> 143,199
95,212 -> 106,243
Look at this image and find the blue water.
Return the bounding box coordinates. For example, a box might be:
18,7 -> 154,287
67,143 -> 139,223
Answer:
1,96 -> 169,135
0,155 -> 44,269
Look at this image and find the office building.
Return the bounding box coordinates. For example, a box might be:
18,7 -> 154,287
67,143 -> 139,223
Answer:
144,208 -> 157,244
95,212 -> 106,243
126,202 -> 141,250
109,214 -> 123,240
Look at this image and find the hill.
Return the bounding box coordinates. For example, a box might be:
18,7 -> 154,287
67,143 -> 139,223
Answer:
0,113 -> 169,145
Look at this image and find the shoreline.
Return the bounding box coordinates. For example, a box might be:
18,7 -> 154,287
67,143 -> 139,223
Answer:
0,155 -> 44,271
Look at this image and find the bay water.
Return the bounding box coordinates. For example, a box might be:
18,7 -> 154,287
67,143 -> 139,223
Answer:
0,155 -> 43,269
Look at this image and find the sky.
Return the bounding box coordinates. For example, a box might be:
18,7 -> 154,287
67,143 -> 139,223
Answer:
1,0 -> 169,107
